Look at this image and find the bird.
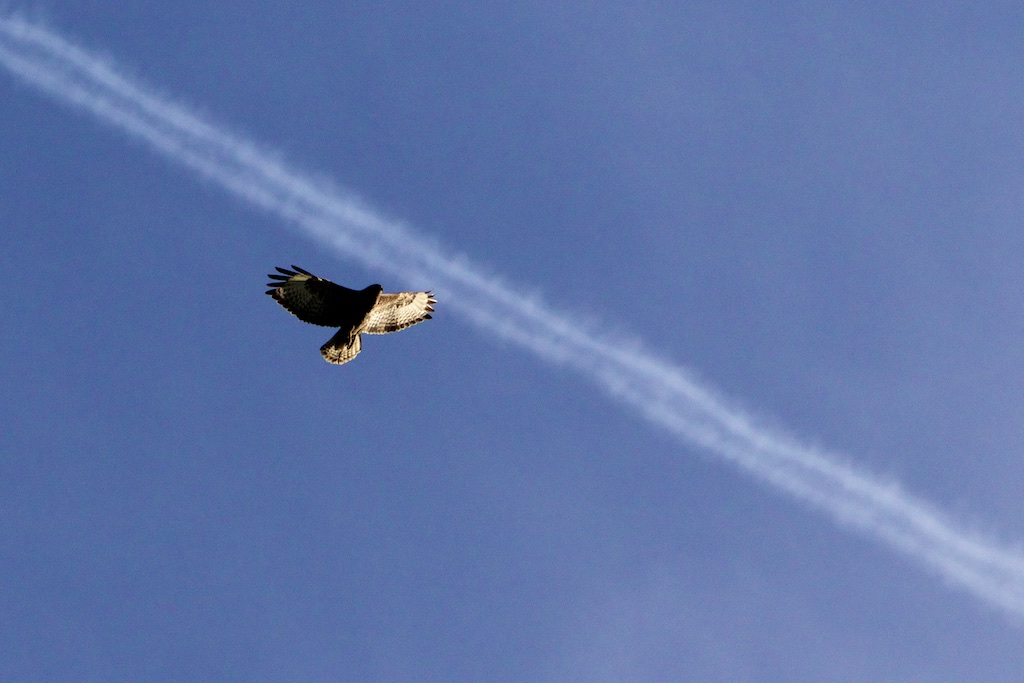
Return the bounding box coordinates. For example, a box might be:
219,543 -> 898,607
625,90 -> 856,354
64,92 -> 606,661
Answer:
265,265 -> 435,365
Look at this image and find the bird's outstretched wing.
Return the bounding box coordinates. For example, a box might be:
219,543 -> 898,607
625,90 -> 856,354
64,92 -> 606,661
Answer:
265,265 -> 362,327
363,291 -> 436,334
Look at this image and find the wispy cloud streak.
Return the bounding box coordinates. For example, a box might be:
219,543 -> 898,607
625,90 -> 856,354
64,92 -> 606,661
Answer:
2,15 -> 1023,616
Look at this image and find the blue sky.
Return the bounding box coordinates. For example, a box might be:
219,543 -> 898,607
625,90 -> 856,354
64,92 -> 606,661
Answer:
3,3 -> 1024,681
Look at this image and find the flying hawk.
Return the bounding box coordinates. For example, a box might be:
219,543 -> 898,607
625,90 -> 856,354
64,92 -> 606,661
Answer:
266,265 -> 435,365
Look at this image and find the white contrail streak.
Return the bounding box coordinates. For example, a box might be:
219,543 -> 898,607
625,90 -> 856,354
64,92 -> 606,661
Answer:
2,15 -> 1023,616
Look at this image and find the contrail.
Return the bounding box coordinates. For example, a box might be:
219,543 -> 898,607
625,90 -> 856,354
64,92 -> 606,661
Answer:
2,14 -> 1023,617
